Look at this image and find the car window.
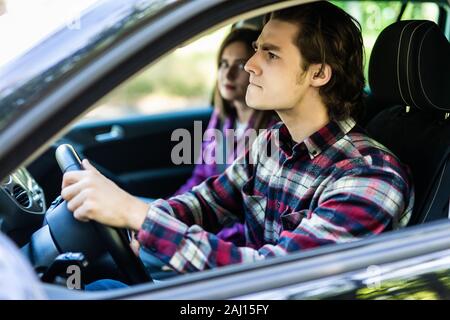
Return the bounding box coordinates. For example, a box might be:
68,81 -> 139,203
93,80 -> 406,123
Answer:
332,1 -> 440,78
83,1 -> 441,121
0,0 -> 100,69
84,26 -> 231,120
0,0 -> 184,135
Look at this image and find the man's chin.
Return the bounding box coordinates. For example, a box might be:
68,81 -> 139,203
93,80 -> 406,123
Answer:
246,103 -> 271,111
246,95 -> 268,111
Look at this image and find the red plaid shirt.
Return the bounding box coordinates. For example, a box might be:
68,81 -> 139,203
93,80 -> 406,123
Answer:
137,117 -> 414,273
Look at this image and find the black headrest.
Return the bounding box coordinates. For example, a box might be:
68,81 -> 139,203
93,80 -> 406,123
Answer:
369,20 -> 450,113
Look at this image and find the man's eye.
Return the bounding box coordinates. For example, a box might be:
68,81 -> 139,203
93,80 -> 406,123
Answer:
268,52 -> 277,60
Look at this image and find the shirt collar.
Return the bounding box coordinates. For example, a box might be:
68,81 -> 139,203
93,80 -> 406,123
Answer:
277,117 -> 356,159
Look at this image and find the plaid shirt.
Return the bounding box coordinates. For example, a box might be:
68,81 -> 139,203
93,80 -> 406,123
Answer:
137,117 -> 414,273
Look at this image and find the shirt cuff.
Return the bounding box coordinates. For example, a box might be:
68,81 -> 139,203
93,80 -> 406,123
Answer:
136,203 -> 188,260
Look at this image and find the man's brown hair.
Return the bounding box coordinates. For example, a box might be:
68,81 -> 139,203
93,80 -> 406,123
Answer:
270,1 -> 365,120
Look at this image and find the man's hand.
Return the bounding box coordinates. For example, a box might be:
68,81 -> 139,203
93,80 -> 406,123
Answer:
61,159 -> 149,231
130,231 -> 141,256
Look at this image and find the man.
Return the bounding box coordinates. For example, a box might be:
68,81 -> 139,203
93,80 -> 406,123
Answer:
61,1 -> 414,274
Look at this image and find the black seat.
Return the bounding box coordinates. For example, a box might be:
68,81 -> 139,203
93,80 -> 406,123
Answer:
366,20 -> 450,226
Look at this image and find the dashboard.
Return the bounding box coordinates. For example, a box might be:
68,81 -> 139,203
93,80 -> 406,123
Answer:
0,168 -> 46,246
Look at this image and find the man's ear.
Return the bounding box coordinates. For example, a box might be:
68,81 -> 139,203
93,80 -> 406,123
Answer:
309,64 -> 332,87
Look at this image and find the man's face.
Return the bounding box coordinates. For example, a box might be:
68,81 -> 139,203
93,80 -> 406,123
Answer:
244,19 -> 310,111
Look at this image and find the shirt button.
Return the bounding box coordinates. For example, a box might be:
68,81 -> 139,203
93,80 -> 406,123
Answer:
311,150 -> 318,156
276,201 -> 281,209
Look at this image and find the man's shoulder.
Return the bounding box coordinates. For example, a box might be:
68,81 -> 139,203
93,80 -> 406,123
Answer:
328,127 -> 413,203
342,126 -> 400,161
327,125 -> 410,178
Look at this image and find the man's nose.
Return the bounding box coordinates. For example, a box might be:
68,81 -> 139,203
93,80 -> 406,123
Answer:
244,53 -> 260,75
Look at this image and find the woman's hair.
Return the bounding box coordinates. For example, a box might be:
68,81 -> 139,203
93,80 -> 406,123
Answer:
213,28 -> 277,131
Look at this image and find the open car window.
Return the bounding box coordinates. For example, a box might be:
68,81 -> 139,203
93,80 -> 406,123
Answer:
333,1 -> 440,77
83,26 -> 231,121
80,1 -> 443,123
0,0 -> 447,300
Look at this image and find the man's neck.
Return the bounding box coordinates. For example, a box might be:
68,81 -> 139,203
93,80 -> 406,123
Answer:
277,99 -> 330,144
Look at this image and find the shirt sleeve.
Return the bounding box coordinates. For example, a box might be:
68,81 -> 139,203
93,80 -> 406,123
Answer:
137,156 -> 254,272
136,130 -> 265,272
268,165 -> 414,256
138,139 -> 413,273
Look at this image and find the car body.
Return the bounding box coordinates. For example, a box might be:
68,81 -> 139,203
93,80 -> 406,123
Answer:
0,0 -> 449,299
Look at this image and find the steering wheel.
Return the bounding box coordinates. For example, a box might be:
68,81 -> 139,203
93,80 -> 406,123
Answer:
44,144 -> 152,285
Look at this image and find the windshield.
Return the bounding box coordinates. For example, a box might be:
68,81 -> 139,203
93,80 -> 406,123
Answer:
0,0 -> 180,134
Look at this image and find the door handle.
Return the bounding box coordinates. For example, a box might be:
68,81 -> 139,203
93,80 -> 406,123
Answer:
95,125 -> 124,142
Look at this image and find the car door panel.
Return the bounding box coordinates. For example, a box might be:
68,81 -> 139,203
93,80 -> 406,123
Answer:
28,107 -> 212,203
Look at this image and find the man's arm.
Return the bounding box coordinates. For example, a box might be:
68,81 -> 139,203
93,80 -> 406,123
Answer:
136,129 -> 270,232
137,165 -> 413,273
60,126 -> 269,233
60,154 -> 254,232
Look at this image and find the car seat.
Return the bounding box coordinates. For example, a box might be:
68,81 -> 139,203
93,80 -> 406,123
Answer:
366,20 -> 450,226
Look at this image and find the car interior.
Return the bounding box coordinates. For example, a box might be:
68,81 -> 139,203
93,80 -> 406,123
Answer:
366,19 -> 450,226
0,0 -> 448,293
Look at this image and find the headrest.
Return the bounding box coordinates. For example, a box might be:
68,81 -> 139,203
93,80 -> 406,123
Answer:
369,20 -> 450,112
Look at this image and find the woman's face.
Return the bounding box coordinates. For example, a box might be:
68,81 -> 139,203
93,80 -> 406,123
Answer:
218,41 -> 252,104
